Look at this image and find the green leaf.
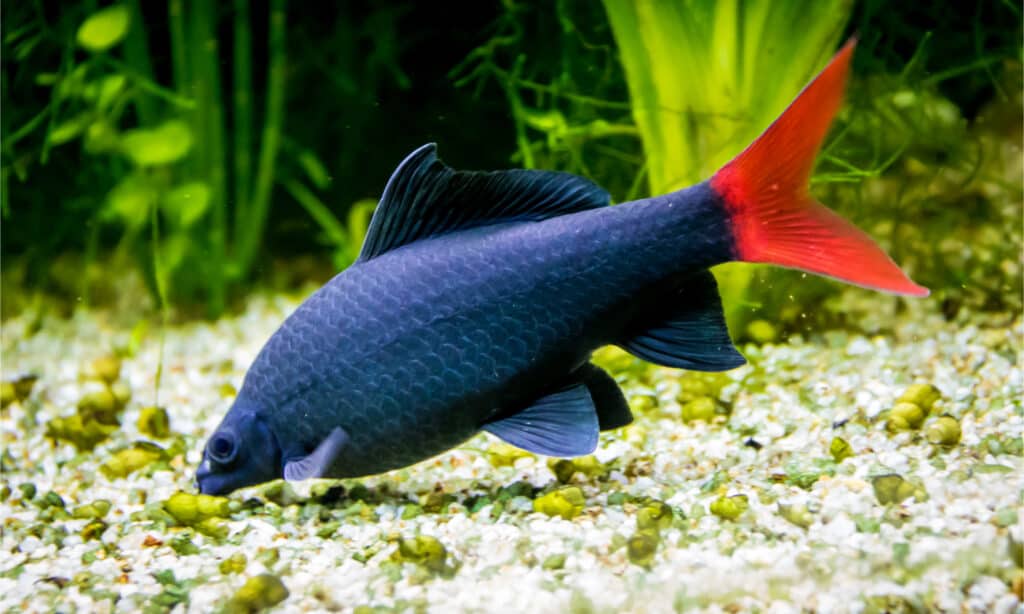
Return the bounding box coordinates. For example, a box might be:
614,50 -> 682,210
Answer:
84,121 -> 120,154
162,182 -> 211,227
120,120 -> 192,166
160,235 -> 189,272
77,5 -> 131,52
96,74 -> 127,109
47,114 -> 89,146
105,174 -> 155,229
298,150 -> 331,190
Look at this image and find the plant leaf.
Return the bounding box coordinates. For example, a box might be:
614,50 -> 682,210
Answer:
162,182 -> 211,227
77,5 -> 131,52
120,120 -> 193,166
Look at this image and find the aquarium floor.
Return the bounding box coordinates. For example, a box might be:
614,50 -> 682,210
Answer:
1,292 -> 1021,613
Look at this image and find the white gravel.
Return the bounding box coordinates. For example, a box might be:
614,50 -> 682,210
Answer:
1,290 -> 1021,613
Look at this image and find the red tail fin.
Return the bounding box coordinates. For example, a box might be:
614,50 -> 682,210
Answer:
711,39 -> 928,297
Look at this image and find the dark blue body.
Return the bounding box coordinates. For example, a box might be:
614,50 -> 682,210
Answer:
236,182 -> 731,478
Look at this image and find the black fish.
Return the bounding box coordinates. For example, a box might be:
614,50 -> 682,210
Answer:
196,41 -> 926,495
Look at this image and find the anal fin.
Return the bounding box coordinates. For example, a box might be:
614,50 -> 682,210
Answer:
618,271 -> 746,371
579,363 -> 633,430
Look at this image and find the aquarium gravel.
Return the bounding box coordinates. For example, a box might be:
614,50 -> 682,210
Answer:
1,293 -> 1021,613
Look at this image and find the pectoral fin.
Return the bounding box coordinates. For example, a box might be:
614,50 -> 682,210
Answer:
283,427 -> 350,482
482,380 -> 599,457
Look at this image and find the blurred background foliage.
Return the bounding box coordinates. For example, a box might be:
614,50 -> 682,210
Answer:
2,1 -> 1021,336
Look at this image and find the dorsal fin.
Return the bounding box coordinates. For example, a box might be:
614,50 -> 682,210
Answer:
358,144 -> 610,261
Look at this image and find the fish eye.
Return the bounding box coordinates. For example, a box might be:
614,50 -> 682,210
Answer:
208,432 -> 238,466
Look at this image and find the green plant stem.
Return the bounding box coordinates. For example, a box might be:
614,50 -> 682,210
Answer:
168,0 -> 189,95
122,0 -> 158,125
232,0 -> 253,249
505,56 -> 534,169
283,179 -> 346,245
189,0 -> 227,317
234,0 -> 286,280
150,200 -> 168,406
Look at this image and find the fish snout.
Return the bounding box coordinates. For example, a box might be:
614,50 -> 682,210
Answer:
194,458 -> 215,494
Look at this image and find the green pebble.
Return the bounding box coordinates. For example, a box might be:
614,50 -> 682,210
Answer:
974,463 -> 1013,474
896,384 -> 941,413
18,483 -> 37,501
88,355 -> 122,384
101,442 -> 164,479
626,529 -> 660,567
871,474 -> 920,505
746,319 -> 778,344
636,501 -> 673,532
542,553 -> 566,570
80,520 -> 107,541
1004,436 -> 1023,456
1008,534 -> 1023,567
468,497 -> 491,514
887,402 -> 925,431
42,491 -> 65,509
778,503 -> 814,529
219,553 -> 248,575
169,534 -> 199,556
572,455 -> 608,478
925,416 -> 961,446
162,491 -> 231,525
420,491 -> 451,513
607,492 -> 628,506
256,548 -> 280,567
401,503 -> 424,519
77,388 -> 121,425
72,500 -> 112,520
486,442 -> 533,467
549,459 -> 576,484
45,414 -> 118,451
628,395 -> 656,414
533,486 -> 585,520
316,521 -> 341,539
395,536 -> 447,572
196,517 -> 229,539
0,382 -> 16,408
225,574 -> 289,613
680,396 -> 717,422
710,495 -> 748,521
137,406 -> 171,438
993,507 -> 1019,528
829,436 -> 854,462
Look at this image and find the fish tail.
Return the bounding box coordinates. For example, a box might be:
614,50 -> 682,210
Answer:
709,39 -> 928,297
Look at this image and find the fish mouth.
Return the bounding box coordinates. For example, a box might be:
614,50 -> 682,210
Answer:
194,458 -> 215,494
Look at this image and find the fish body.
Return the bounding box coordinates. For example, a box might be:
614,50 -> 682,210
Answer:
197,41 -> 927,495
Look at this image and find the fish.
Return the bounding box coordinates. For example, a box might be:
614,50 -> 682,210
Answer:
195,40 -> 927,496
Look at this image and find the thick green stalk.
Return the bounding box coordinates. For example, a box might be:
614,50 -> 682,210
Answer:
234,0 -> 285,279
232,0 -> 253,249
122,0 -> 157,125
168,0 -> 189,95
188,0 -> 227,316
